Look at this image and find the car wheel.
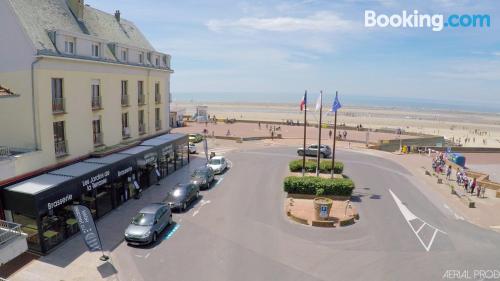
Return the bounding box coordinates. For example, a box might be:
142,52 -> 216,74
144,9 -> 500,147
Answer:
152,232 -> 157,243
321,152 -> 326,158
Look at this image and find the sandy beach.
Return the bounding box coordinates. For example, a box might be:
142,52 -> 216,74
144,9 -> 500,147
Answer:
173,101 -> 500,148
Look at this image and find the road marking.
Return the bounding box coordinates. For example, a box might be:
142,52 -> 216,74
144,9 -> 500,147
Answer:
135,254 -> 143,258
192,210 -> 199,217
216,177 -> 224,185
454,213 -> 465,220
145,253 -> 151,259
490,225 -> 500,229
200,199 -> 211,206
389,189 -> 447,252
163,224 -> 180,240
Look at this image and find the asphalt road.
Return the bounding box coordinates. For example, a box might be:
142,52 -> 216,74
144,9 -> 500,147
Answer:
113,146 -> 500,281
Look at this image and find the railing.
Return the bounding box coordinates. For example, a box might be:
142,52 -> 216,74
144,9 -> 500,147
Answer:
138,94 -> 146,105
54,140 -> 67,157
139,123 -> 146,135
155,94 -> 161,104
91,96 -> 102,110
52,97 -> 65,113
93,133 -> 103,146
122,127 -> 130,139
121,94 -> 129,106
155,119 -> 161,131
0,220 -> 23,246
0,146 -> 10,157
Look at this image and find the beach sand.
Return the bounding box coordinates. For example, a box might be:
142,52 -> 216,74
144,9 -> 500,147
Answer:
173,101 -> 500,148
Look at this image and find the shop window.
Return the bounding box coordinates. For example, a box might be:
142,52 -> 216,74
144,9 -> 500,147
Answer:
13,213 -> 42,252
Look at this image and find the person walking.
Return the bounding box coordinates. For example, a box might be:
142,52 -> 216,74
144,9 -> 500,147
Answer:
343,130 -> 347,140
446,165 -> 452,180
477,183 -> 482,197
470,178 -> 477,194
329,130 -> 332,139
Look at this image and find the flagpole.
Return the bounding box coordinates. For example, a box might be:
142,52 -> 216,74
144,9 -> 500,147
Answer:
316,91 -> 323,177
331,91 -> 338,179
302,91 -> 307,176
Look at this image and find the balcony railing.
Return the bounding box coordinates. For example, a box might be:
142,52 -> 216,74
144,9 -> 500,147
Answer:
138,94 -> 146,105
122,127 -> 130,139
155,119 -> 161,131
121,95 -> 129,107
93,133 -> 103,146
52,97 -> 65,114
54,140 -> 68,157
91,96 -> 102,110
0,146 -> 10,157
0,220 -> 23,246
138,123 -> 146,135
155,94 -> 161,104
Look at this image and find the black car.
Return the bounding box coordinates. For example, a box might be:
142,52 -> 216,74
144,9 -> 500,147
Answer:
191,166 -> 215,190
165,183 -> 200,212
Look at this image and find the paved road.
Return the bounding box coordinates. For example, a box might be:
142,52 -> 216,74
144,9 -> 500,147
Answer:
113,147 -> 500,281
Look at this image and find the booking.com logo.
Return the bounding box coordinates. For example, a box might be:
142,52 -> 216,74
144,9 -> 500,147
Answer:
365,10 -> 491,31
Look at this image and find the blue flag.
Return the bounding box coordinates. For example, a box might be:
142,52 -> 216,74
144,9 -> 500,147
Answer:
331,92 -> 342,112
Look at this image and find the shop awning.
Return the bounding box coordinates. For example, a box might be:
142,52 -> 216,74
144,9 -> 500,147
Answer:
140,133 -> 188,157
84,153 -> 137,178
48,162 -> 112,195
3,174 -> 78,217
118,146 -> 158,167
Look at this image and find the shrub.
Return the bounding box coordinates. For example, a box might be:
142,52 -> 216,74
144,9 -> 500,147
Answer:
283,176 -> 355,196
289,159 -> 344,174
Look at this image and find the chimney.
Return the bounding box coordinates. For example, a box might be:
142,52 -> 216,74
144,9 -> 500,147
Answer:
115,10 -> 121,22
67,0 -> 84,22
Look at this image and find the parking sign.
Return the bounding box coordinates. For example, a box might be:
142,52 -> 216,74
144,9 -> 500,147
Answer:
320,205 -> 328,218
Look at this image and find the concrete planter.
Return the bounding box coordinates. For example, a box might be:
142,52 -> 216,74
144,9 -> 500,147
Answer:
313,197 -> 333,220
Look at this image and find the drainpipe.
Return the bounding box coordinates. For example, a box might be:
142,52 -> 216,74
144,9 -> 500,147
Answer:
147,68 -> 151,134
31,57 -> 42,150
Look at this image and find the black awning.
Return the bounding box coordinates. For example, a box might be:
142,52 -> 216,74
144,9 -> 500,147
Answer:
48,162 -> 113,195
84,153 -> 137,179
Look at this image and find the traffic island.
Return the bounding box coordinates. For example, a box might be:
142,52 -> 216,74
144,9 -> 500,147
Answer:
283,175 -> 358,227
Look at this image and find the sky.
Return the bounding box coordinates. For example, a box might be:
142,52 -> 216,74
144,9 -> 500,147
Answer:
86,0 -> 500,106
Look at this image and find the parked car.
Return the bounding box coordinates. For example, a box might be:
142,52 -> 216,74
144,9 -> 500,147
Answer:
297,144 -> 332,158
165,183 -> 200,212
124,203 -> 172,245
188,142 -> 197,154
188,133 -> 203,143
207,156 -> 227,174
191,166 -> 215,189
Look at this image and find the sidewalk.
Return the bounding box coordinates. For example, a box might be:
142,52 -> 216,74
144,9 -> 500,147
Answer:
8,156 -> 205,281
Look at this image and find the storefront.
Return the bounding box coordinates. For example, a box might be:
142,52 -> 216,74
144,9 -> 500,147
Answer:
48,162 -> 114,219
2,174 -> 81,253
118,146 -> 160,189
83,153 -> 138,209
140,133 -> 189,178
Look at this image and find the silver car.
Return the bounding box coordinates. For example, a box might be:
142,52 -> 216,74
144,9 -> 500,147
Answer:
124,203 -> 172,245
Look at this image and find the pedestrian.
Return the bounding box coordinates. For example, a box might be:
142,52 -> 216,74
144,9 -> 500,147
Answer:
343,131 -> 347,140
329,130 -> 332,139
480,185 -> 486,198
226,129 -> 230,136
258,122 -> 261,129
470,178 -> 477,194
477,183 -> 481,197
446,165 -> 452,180
271,131 -> 274,140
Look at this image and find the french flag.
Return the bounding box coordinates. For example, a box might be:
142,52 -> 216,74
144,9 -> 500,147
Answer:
300,91 -> 307,111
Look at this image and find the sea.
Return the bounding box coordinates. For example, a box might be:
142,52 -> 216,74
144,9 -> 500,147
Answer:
174,92 -> 500,114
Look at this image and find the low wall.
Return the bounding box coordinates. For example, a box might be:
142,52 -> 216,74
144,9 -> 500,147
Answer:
286,193 -> 351,201
377,136 -> 445,152
424,146 -> 500,153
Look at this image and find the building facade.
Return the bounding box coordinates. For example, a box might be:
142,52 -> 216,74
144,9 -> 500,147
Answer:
0,0 -> 173,181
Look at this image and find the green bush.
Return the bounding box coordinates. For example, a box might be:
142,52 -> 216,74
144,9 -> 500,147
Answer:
283,176 -> 355,196
289,159 -> 344,174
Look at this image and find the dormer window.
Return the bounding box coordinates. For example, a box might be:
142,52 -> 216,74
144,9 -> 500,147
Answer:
121,49 -> 128,62
64,40 -> 74,54
92,43 -> 100,57
139,53 -> 144,64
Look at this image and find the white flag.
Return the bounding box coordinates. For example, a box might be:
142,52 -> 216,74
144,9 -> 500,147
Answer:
315,91 -> 322,111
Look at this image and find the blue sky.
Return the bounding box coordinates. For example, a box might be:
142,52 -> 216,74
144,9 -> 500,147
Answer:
86,0 -> 500,105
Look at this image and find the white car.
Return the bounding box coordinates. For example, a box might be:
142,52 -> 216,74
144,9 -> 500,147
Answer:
188,143 -> 197,154
207,156 -> 227,174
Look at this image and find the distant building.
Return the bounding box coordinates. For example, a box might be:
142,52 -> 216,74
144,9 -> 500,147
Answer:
0,0 -> 173,180
170,106 -> 186,128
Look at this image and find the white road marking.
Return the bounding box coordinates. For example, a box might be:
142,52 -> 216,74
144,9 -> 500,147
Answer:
200,199 -> 211,206
490,225 -> 500,229
192,210 -> 199,217
389,189 -> 447,252
145,253 -> 151,259
135,254 -> 143,258
454,213 -> 465,220
192,199 -> 211,217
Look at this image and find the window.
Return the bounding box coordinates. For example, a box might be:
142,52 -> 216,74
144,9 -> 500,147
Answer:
155,108 -> 161,130
155,57 -> 160,66
138,81 -> 144,105
92,43 -> 100,57
121,80 -> 128,106
91,80 -> 101,109
155,82 -> 160,103
122,112 -> 130,138
93,119 -> 102,145
121,49 -> 128,61
53,121 -> 67,156
64,40 -> 74,54
139,53 -> 144,64
139,110 -> 145,134
52,78 -> 64,113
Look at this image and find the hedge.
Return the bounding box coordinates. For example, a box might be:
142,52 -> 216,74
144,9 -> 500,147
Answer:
289,159 -> 344,174
284,176 -> 355,196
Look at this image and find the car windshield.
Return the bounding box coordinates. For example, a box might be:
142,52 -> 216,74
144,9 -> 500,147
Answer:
131,213 -> 155,226
209,159 -> 221,165
193,170 -> 208,177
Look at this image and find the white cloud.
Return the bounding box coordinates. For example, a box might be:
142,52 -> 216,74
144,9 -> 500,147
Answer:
429,60 -> 500,81
206,11 -> 354,32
